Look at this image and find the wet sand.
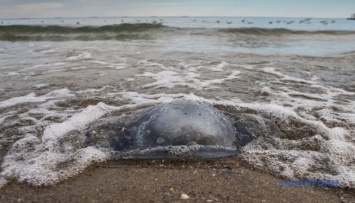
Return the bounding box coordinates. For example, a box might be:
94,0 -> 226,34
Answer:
1,158 -> 354,203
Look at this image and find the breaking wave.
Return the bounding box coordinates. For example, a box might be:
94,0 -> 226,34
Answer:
0,23 -> 165,41
1,23 -> 355,41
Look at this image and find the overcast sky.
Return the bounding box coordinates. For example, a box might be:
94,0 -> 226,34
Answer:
0,0 -> 354,18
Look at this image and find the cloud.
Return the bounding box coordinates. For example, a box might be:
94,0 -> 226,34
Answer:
17,2 -> 63,11
0,0 -> 350,18
0,2 -> 64,18
80,0 -> 96,3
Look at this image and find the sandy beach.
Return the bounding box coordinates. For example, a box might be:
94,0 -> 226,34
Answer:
1,158 -> 354,203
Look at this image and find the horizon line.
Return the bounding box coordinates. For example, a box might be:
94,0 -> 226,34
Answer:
0,16 -> 347,20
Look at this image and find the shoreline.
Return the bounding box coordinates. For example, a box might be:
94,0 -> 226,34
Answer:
0,46 -> 354,202
1,158 -> 354,202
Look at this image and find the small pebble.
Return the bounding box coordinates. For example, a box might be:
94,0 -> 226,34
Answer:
180,194 -> 190,200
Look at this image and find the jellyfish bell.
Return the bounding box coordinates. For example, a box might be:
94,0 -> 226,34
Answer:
86,99 -> 280,159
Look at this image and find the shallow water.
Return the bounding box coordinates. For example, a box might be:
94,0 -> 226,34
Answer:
0,18 -> 355,188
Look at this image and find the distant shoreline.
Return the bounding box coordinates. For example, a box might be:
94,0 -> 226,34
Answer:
0,16 -> 346,20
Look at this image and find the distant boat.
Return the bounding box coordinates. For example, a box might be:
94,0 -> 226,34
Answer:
347,13 -> 355,20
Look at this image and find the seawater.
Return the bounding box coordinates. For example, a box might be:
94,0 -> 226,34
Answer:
1,16 -> 355,56
1,16 -> 355,30
0,17 -> 354,188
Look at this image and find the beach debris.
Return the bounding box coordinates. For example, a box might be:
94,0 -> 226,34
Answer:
180,194 -> 190,200
206,198 -> 219,202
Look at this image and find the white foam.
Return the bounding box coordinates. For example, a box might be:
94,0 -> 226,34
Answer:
0,88 -> 74,109
49,103 -> 112,137
92,60 -> 126,69
76,86 -> 113,94
70,66 -> 90,70
0,93 -> 43,109
7,72 -> 20,76
0,103 -> 116,186
0,72 -> 21,77
243,66 -> 254,70
115,65 -> 126,69
0,111 -> 16,125
0,101 -> 163,187
210,61 -> 228,71
139,70 -> 240,89
66,52 -> 92,60
238,67 -> 355,187
125,78 -> 135,82
263,67 -> 317,84
138,60 -> 169,70
140,71 -> 199,89
20,62 -> 66,72
311,75 -> 320,81
41,48 -> 56,53
119,91 -> 185,104
0,176 -> 7,188
33,84 -> 48,89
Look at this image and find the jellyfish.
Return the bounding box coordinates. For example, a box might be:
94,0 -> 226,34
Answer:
86,100 -> 281,159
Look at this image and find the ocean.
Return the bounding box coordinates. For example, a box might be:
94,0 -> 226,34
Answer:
0,17 -> 354,188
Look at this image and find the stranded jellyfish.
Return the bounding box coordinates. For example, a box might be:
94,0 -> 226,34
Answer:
86,100 -> 281,159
